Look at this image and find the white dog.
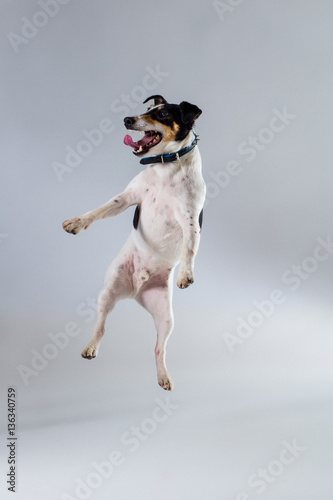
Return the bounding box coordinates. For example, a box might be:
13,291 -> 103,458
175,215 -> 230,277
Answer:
62,95 -> 206,390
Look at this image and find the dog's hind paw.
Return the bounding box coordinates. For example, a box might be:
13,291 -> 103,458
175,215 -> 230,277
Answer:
158,374 -> 174,391
81,345 -> 98,359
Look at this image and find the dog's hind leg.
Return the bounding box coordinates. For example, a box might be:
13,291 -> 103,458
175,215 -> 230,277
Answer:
81,263 -> 132,360
137,274 -> 175,390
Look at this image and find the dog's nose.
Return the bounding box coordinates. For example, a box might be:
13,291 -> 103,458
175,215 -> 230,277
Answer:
124,116 -> 135,128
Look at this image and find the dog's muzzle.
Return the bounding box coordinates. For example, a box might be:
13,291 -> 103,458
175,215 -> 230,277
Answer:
123,116 -> 163,156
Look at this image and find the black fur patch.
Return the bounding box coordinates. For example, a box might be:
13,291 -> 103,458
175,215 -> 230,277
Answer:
199,209 -> 203,231
145,102 -> 202,142
133,205 -> 140,229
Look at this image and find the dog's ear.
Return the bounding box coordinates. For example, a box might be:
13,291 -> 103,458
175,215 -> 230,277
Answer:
143,95 -> 167,106
179,101 -> 202,124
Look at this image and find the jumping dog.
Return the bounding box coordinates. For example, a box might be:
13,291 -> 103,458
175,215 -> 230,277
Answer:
62,95 -> 206,390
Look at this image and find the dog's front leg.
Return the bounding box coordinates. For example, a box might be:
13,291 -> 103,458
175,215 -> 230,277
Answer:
176,213 -> 201,289
62,188 -> 139,235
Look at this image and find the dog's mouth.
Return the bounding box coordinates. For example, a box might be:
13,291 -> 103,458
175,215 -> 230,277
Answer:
123,130 -> 163,155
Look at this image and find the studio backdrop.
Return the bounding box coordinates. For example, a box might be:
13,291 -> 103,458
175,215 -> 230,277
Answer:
1,1 -> 333,499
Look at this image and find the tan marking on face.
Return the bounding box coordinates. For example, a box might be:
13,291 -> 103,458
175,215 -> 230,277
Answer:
172,123 -> 180,134
143,115 -> 180,142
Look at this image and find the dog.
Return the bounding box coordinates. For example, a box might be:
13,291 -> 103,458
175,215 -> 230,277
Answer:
62,95 -> 206,390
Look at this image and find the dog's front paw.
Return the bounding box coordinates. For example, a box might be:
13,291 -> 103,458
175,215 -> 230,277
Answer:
81,345 -> 98,359
62,217 -> 89,235
177,269 -> 194,289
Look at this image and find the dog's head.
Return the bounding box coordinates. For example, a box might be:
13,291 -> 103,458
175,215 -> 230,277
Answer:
123,95 -> 201,157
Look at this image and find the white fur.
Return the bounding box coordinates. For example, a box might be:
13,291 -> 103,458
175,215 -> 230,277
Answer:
62,119 -> 206,391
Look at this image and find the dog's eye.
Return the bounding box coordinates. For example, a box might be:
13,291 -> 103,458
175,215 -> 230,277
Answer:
159,109 -> 169,118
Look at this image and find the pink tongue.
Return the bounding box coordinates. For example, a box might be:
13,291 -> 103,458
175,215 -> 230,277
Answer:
139,133 -> 155,146
124,134 -> 137,148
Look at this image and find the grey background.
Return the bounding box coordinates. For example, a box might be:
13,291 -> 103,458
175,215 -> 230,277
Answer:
1,1 -> 333,499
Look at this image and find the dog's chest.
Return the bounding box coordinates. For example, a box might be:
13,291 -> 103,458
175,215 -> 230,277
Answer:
141,183 -> 178,227
134,167 -> 195,242
143,168 -> 195,215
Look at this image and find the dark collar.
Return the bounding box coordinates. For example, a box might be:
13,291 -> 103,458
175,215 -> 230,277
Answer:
139,133 -> 198,165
